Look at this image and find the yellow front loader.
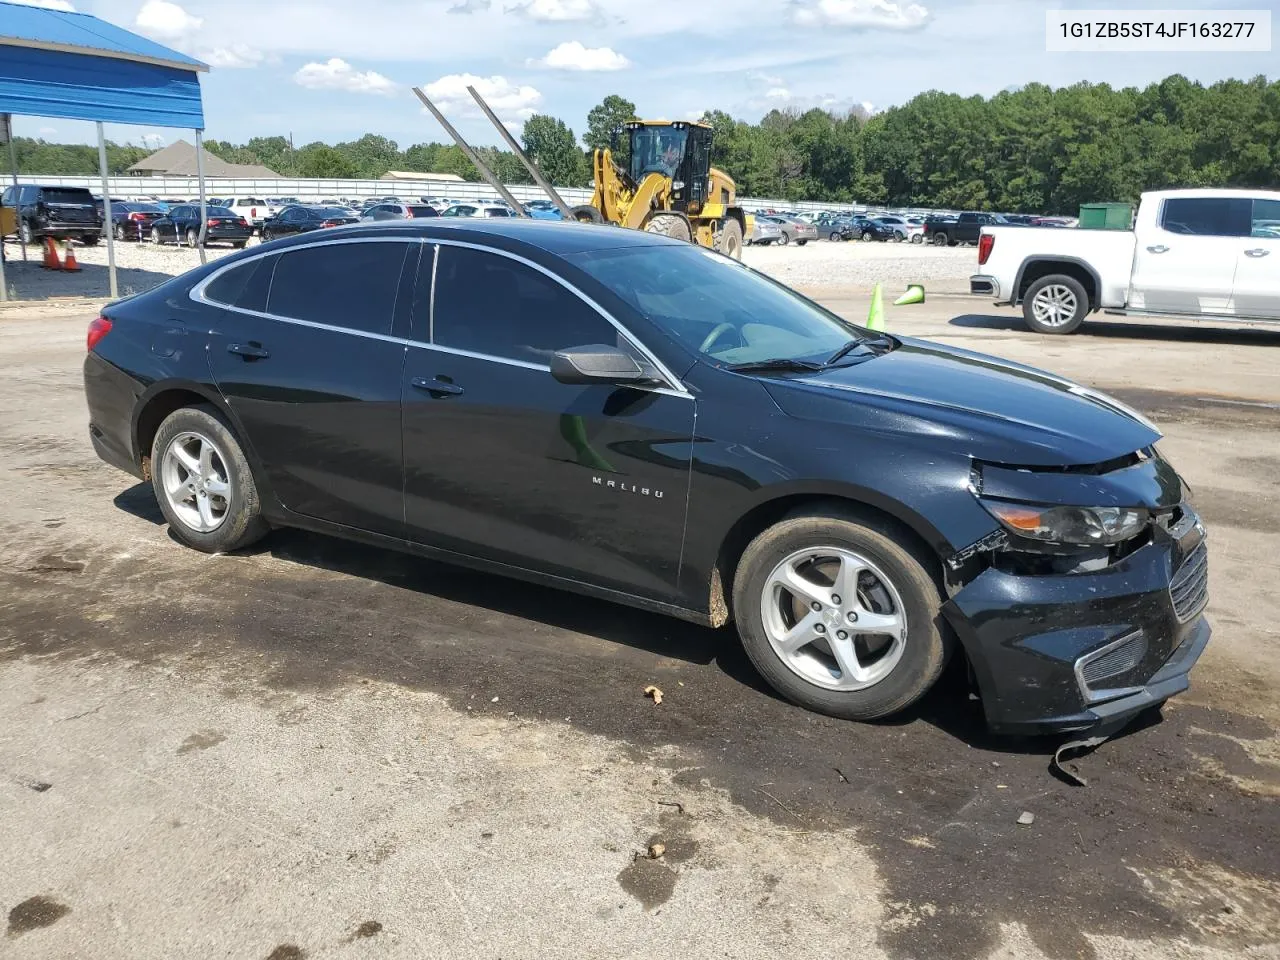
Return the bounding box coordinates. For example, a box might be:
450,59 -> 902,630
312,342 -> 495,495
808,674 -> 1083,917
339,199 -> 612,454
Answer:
570,120 -> 749,259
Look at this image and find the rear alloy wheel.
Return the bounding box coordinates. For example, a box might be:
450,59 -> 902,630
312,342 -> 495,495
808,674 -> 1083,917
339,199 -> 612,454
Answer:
931,232 -> 948,246
644,213 -> 692,243
1023,274 -> 1088,335
20,220 -> 34,244
777,232 -> 790,246
114,223 -> 126,241
911,233 -> 923,244
733,510 -> 950,720
861,230 -> 874,242
151,227 -> 163,245
186,228 -> 199,248
829,230 -> 842,242
152,405 -> 268,553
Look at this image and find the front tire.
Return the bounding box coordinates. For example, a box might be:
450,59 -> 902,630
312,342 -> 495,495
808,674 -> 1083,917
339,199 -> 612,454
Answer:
732,509 -> 950,720
643,212 -> 692,243
151,404 -> 268,554
1022,274 -> 1088,334
20,220 -> 34,244
796,239 -> 808,246
717,218 -> 743,260
570,204 -> 605,224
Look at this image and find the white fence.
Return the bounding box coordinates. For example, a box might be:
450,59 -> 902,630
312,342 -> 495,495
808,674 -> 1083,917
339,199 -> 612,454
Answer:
6,173 -> 946,217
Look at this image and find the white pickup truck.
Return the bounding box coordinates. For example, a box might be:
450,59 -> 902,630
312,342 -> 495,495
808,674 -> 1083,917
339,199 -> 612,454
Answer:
971,188 -> 1280,334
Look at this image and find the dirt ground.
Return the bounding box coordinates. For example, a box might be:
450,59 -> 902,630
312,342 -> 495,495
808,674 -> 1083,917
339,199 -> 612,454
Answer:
1,289 -> 1278,960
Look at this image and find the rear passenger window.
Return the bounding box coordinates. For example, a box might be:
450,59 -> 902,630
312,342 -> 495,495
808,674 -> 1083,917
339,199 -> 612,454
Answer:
433,246 -> 616,364
204,254 -> 278,313
1161,198 -> 1251,237
266,241 -> 411,336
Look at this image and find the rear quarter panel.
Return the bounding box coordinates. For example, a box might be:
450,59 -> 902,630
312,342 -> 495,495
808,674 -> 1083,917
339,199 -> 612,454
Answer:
981,226 -> 1137,307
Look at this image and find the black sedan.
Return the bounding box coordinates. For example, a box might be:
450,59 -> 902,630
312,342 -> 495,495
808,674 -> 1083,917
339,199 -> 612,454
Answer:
150,204 -> 252,248
83,219 -> 1209,735
853,218 -> 898,242
261,205 -> 360,241
107,201 -> 166,241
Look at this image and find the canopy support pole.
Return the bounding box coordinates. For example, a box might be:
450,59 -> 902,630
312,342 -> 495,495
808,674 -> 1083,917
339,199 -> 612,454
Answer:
96,122 -> 118,300
9,134 -> 26,262
194,129 -> 208,264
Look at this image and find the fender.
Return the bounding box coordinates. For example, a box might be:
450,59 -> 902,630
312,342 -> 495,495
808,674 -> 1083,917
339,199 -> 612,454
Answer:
1010,255 -> 1103,308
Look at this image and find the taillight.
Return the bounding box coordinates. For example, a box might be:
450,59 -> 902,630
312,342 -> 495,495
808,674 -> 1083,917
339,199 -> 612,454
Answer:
87,316 -> 112,352
978,233 -> 995,265
238,219 -> 248,227
320,220 -> 337,228
128,212 -> 145,221
250,207 -> 257,218
208,218 -> 222,226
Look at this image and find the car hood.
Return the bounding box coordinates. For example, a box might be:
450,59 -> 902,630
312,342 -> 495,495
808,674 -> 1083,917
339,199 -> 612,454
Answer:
762,337 -> 1161,467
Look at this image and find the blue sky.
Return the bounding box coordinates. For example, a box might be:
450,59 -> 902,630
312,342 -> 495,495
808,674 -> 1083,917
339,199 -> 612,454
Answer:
8,0 -> 1279,151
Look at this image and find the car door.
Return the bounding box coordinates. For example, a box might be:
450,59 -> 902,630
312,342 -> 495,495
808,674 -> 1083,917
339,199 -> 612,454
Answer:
279,208 -> 306,235
400,243 -> 697,601
1129,196 -> 1250,316
204,238 -> 420,537
1232,198 -> 1280,320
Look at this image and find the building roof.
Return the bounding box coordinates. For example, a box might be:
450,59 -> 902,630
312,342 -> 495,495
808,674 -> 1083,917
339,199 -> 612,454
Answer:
381,170 -> 466,182
0,0 -> 206,72
128,139 -> 279,178
0,1 -> 205,128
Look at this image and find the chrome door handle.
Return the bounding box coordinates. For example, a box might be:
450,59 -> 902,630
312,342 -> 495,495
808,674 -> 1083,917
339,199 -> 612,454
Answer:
1244,248 -> 1271,258
1146,245 -> 1170,254
411,376 -> 464,397
227,342 -> 269,360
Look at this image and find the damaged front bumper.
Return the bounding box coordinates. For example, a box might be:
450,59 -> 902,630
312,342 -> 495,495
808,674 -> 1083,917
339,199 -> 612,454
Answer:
943,453 -> 1210,734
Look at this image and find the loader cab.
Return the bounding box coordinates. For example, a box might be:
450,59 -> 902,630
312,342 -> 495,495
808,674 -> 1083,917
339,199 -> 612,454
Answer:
627,121 -> 713,211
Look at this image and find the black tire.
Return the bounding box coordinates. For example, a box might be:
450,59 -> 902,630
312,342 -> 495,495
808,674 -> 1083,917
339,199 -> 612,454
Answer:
777,232 -> 790,246
20,220 -> 34,244
570,204 -> 605,224
946,238 -> 958,247
1022,273 -> 1089,335
114,223 -> 126,241
186,228 -> 198,249
151,404 -> 268,554
151,226 -> 163,245
80,235 -> 99,246
732,509 -> 950,720
931,232 -> 947,246
717,218 -> 743,260
892,233 -> 904,243
911,234 -> 923,244
260,229 -> 272,243
861,231 -> 874,242
644,212 -> 692,242
829,230 -> 841,242
232,241 -> 247,249
796,239 -> 808,246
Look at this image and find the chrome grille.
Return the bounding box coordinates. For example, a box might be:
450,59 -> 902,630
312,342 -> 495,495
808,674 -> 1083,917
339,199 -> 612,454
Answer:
1170,543 -> 1209,622
1078,631 -> 1148,689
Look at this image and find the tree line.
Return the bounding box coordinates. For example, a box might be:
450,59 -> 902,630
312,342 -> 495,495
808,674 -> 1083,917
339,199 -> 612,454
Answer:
6,74 -> 1277,214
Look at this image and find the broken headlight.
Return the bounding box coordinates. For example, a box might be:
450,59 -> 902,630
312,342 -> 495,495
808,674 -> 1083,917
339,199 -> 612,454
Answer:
978,499 -> 1148,546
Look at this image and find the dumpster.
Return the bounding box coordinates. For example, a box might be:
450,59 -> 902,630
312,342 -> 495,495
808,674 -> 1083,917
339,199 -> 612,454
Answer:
1078,202 -> 1134,230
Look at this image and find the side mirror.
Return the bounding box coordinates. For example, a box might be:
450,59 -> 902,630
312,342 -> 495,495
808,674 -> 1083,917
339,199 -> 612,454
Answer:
551,345 -> 655,386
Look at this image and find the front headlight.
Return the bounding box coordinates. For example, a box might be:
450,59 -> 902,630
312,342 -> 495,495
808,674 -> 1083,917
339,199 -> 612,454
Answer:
979,498 -> 1148,546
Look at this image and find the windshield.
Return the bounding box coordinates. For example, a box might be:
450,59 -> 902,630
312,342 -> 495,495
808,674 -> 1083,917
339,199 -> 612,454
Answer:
571,245 -> 863,366
630,126 -> 687,182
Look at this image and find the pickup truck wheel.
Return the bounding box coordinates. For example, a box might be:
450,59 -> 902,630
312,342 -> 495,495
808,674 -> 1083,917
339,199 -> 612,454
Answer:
1024,275 -> 1088,334
931,233 -> 947,246
732,511 -> 950,720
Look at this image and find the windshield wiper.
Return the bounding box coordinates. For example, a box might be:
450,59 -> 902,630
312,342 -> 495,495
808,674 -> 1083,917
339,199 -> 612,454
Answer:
823,334 -> 897,367
725,358 -> 825,374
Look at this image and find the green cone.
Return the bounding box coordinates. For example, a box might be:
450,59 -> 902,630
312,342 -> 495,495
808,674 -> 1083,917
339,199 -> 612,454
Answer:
894,283 -> 926,306
866,283 -> 886,332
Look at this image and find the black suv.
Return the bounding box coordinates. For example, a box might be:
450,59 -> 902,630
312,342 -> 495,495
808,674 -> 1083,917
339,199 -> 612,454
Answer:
2,184 -> 102,245
83,219 -> 1210,735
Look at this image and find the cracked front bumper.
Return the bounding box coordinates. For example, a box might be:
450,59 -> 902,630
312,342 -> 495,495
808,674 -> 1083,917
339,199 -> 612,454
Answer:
943,521 -> 1210,734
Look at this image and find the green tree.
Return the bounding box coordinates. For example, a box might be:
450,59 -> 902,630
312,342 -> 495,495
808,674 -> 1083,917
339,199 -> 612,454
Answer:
295,143 -> 357,178
521,114 -> 586,186
585,94 -> 637,167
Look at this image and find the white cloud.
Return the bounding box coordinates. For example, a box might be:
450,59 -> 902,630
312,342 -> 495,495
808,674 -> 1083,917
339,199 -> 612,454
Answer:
748,71 -> 785,87
37,125 -> 58,136
295,57 -> 396,94
508,0 -> 600,22
422,73 -> 542,125
135,0 -> 202,38
765,86 -> 791,100
7,0 -> 76,10
531,41 -> 629,71
448,0 -> 489,10
204,45 -> 266,68
790,0 -> 929,31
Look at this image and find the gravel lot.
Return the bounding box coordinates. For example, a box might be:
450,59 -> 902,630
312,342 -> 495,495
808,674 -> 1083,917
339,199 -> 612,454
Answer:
0,234 -> 977,302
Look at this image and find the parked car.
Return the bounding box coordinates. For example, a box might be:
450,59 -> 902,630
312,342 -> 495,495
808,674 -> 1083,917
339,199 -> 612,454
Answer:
854,219 -> 898,243
441,204 -> 515,219
872,215 -> 911,241
971,188 -> 1280,333
926,212 -> 1013,246
83,218 -> 1210,734
359,203 -> 440,221
759,215 -> 818,246
523,200 -> 563,221
261,206 -> 361,241
816,217 -> 857,242
107,201 -> 166,241
223,197 -> 272,230
1,184 -> 102,245
747,218 -> 784,246
149,204 -> 252,248
905,221 -> 926,244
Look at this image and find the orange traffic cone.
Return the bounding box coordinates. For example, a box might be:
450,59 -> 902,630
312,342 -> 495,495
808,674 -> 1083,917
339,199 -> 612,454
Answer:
62,241 -> 80,272
41,236 -> 61,270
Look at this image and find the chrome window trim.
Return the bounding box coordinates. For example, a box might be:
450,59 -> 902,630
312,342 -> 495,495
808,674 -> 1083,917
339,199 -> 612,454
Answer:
189,233 -> 690,397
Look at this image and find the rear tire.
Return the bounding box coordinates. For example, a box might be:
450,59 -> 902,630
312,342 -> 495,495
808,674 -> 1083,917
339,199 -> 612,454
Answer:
80,235 -> 99,246
186,228 -> 198,249
777,233 -> 790,246
1022,274 -> 1088,335
644,213 -> 692,243
151,404 -> 268,554
570,204 -> 605,224
911,234 -> 923,244
861,231 -> 874,242
717,218 -> 743,260
796,239 -> 808,246
732,509 -> 950,720
20,220 -> 33,244
931,233 -> 947,246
